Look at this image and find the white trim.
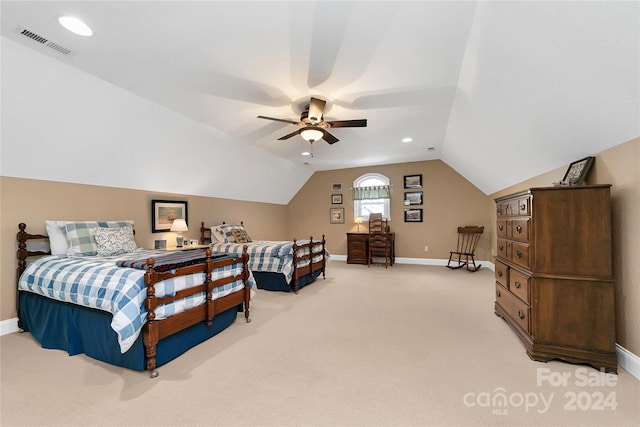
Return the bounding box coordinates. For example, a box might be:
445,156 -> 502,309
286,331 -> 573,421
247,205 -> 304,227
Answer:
1,318 -> 20,336
616,343 -> 640,380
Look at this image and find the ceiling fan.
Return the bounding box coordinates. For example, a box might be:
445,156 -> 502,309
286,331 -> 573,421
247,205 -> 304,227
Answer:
257,97 -> 367,144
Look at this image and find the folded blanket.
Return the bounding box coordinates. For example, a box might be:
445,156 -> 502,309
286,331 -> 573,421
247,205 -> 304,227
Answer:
115,249 -> 228,272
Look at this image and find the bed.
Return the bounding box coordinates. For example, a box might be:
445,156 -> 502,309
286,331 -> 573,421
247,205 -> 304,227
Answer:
200,222 -> 327,293
16,221 -> 254,378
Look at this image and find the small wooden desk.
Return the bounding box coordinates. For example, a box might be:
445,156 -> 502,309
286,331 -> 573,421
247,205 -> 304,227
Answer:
346,232 -> 395,265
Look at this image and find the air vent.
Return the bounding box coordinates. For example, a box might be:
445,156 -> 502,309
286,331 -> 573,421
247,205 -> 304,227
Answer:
18,26 -> 72,55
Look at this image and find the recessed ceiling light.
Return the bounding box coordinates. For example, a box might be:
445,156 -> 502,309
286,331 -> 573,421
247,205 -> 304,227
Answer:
58,16 -> 93,36
402,137 -> 413,143
301,151 -> 311,156
428,147 -> 436,151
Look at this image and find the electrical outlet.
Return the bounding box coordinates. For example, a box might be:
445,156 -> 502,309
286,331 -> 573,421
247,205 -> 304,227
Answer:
424,245 -> 429,252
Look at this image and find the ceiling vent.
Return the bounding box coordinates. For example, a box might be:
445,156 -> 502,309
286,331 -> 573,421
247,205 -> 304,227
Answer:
18,26 -> 72,55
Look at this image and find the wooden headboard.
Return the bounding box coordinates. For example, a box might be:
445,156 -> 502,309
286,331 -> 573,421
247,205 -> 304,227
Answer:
199,221 -> 244,244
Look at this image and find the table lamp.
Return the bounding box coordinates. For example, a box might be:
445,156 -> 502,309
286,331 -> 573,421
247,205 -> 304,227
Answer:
354,217 -> 362,232
170,218 -> 188,247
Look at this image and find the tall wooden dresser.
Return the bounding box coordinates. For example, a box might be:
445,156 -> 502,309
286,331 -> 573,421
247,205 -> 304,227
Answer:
494,185 -> 617,372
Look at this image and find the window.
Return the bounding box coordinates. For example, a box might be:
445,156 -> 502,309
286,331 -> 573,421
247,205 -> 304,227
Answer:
353,173 -> 391,220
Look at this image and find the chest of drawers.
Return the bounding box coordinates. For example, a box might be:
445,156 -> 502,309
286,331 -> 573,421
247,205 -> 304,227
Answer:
494,185 -> 616,373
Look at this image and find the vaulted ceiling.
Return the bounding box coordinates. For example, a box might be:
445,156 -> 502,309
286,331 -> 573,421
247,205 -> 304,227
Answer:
1,1 -> 638,195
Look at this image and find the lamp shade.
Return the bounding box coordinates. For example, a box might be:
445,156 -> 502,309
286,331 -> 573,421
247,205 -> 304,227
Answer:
354,217 -> 362,225
300,128 -> 324,143
170,218 -> 188,232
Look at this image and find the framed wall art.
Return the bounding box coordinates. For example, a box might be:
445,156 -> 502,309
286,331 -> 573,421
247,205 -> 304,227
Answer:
330,207 -> 345,224
404,208 -> 423,222
331,183 -> 342,191
152,199 -> 188,232
404,191 -> 423,206
404,174 -> 422,189
562,156 -> 595,185
331,194 -> 343,204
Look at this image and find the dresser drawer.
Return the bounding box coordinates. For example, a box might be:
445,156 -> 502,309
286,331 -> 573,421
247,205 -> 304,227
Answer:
497,220 -> 508,238
495,261 -> 508,287
495,284 -> 530,333
516,197 -> 530,215
509,268 -> 530,303
497,238 -> 509,259
511,218 -> 530,243
511,242 -> 530,269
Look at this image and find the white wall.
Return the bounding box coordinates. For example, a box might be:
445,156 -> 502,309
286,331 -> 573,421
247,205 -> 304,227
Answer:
0,37 -> 312,205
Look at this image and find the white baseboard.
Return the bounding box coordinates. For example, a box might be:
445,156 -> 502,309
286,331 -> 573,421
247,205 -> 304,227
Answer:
616,344 -> 640,379
1,317 -> 19,335
331,254 -> 495,271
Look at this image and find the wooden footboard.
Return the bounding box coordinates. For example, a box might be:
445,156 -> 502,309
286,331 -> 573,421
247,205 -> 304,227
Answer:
200,221 -> 327,293
16,223 -> 251,378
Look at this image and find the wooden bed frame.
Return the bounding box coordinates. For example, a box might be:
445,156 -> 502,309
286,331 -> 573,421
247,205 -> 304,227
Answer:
16,222 -> 251,378
199,221 -> 326,293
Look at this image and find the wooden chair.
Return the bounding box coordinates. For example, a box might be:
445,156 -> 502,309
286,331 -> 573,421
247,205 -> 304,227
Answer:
447,226 -> 484,272
368,214 -> 393,268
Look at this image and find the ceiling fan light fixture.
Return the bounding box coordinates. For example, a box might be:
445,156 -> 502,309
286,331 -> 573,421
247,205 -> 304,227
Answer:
301,128 -> 323,143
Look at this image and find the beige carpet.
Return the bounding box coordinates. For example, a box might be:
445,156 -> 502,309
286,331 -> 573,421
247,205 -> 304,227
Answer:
1,261 -> 639,426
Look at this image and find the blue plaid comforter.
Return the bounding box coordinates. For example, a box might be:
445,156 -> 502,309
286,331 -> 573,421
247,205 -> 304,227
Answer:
18,249 -> 253,354
210,240 -> 326,283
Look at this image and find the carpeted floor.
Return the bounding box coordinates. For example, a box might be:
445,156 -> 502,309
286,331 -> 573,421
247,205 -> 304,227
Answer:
1,261 -> 639,426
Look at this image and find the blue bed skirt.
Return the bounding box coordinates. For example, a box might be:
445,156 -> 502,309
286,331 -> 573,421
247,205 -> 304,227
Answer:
253,269 -> 323,292
19,292 -> 238,371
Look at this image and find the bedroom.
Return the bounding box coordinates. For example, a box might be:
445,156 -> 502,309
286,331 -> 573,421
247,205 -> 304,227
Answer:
1,1 -> 639,425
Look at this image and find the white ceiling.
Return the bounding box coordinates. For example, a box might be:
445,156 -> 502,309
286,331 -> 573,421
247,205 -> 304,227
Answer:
2,1 -> 638,195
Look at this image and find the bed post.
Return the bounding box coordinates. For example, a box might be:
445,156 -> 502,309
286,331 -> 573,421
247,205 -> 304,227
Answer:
321,234 -> 326,279
242,245 -> 251,322
16,223 -> 50,330
143,258 -> 160,378
292,238 -> 300,294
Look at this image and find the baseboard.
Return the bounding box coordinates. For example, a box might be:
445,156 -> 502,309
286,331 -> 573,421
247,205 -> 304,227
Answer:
331,254 -> 495,271
616,343 -> 640,380
1,317 -> 19,335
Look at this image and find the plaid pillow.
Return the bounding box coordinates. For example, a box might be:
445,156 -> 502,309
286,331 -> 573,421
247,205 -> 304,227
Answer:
230,228 -> 252,243
217,224 -> 252,243
65,221 -> 134,256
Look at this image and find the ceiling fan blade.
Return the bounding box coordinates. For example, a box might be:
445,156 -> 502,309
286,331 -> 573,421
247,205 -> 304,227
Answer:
257,115 -> 300,125
322,130 -> 339,145
308,97 -> 326,122
326,119 -> 368,128
277,129 -> 304,140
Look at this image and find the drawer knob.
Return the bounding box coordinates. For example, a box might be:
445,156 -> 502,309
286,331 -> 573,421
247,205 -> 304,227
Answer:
498,271 -> 503,277
498,245 -> 504,251
516,250 -> 523,258
514,281 -> 521,289
520,204 -> 526,211
516,225 -> 522,233
496,290 -> 501,297
498,225 -> 504,231
518,310 -> 525,320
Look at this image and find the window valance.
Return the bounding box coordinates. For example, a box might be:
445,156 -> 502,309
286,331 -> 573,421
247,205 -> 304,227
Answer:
352,185 -> 391,200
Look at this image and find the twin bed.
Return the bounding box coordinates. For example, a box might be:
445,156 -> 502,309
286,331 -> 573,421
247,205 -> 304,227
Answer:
16,221 -> 253,378
199,222 -> 327,293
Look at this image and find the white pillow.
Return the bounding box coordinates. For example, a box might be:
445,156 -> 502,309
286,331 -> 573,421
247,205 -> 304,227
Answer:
209,226 -> 223,242
94,226 -> 137,256
45,220 -> 71,256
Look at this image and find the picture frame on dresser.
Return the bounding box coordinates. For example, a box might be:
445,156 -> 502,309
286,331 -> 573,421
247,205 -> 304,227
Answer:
151,200 -> 188,232
561,156 -> 595,185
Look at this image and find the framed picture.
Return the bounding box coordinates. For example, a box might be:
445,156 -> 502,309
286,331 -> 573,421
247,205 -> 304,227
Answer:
330,207 -> 345,224
404,174 -> 422,189
562,156 -> 595,185
331,194 -> 343,204
404,208 -> 423,222
151,199 -> 188,232
331,183 -> 342,191
404,191 -> 423,206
